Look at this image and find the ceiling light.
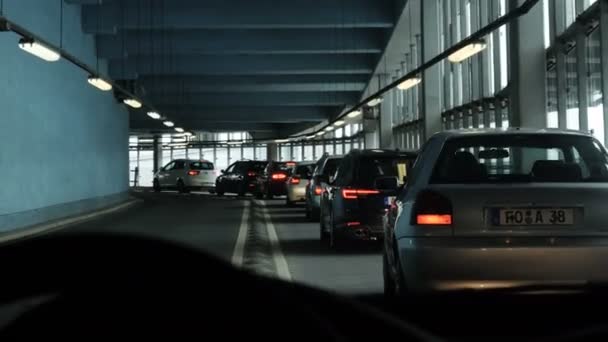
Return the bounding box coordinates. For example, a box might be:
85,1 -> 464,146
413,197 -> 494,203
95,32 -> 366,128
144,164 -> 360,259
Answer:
123,98 -> 142,108
227,141 -> 243,145
306,135 -> 316,139
163,121 -> 174,127
397,76 -> 422,90
183,132 -> 194,137
87,76 -> 112,91
448,40 -> 487,63
147,111 -> 161,120
347,110 -> 362,118
366,97 -> 383,107
334,120 -> 345,127
316,131 -> 326,136
174,127 -> 185,133
324,126 -> 334,132
275,139 -> 289,143
18,38 -> 60,62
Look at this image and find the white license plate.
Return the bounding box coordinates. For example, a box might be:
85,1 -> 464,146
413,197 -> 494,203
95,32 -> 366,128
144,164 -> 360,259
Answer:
498,208 -> 574,226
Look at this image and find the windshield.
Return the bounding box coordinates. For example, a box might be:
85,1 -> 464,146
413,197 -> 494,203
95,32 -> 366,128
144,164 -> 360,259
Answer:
357,155 -> 413,187
432,135 -> 608,183
294,164 -> 314,178
323,158 -> 342,177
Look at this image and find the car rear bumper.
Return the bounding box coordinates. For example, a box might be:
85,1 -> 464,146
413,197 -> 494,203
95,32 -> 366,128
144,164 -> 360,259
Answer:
336,218 -> 384,241
185,179 -> 216,189
268,182 -> 287,195
398,237 -> 608,292
287,185 -> 306,202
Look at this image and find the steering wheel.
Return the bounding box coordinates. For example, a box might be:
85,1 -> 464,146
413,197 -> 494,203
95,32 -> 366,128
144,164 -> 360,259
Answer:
0,234 -> 437,340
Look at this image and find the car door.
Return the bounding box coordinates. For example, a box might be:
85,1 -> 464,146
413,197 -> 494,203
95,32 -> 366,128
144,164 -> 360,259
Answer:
222,163 -> 237,193
168,160 -> 186,186
158,162 -> 175,186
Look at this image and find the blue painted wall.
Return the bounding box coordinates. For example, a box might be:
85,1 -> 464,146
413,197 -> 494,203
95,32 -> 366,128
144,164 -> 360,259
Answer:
0,1 -> 129,231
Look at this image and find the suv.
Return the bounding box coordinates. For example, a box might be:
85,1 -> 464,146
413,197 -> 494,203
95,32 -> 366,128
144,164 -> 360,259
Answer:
319,150 -> 417,248
255,161 -> 295,199
153,159 -> 218,193
215,160 -> 268,196
305,154 -> 343,221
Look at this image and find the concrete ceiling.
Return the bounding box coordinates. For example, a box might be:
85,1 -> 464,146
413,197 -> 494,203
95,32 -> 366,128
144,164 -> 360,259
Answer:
67,0 -> 406,135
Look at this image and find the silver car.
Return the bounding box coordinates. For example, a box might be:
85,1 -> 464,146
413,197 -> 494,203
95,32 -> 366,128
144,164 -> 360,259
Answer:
383,128 -> 608,294
285,162 -> 315,206
153,159 -> 218,193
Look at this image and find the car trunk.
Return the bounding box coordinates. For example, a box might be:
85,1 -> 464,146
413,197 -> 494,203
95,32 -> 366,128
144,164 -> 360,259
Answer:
428,183 -> 608,237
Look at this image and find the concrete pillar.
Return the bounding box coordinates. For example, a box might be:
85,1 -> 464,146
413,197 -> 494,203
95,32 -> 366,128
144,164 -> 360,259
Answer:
363,107 -> 379,149
267,143 -> 278,161
421,0 -> 443,139
379,74 -> 394,149
508,0 -> 546,128
152,135 -> 162,173
601,0 -> 608,146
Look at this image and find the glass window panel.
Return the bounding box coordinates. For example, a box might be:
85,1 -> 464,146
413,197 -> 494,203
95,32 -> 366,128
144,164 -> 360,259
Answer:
565,48 -> 579,130
304,145 -> 314,161
315,144 -> 324,159
292,145 -> 302,161
138,151 -> 154,187
215,147 -> 228,171
255,145 -> 267,160
280,145 -> 291,161
243,147 -> 254,160
201,148 -> 214,162
587,27 -> 604,143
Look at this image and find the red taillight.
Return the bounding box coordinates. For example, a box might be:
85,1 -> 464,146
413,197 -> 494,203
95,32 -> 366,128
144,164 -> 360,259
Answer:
416,214 -> 452,225
247,171 -> 257,177
314,186 -> 323,196
346,221 -> 361,227
342,189 -> 380,200
290,178 -> 300,184
188,170 -> 200,176
286,162 -> 296,167
271,173 -> 287,180
411,190 -> 453,226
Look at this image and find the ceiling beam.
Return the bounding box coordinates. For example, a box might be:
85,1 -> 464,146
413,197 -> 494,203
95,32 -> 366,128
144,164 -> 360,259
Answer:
151,92 -> 359,107
96,28 -> 387,58
109,55 -> 376,78
81,0 -> 395,33
144,82 -> 365,93
151,106 -> 333,122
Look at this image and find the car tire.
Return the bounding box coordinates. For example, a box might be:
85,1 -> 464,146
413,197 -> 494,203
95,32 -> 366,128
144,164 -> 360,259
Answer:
153,180 -> 161,193
383,253 -> 397,297
328,212 -> 342,250
177,180 -> 187,193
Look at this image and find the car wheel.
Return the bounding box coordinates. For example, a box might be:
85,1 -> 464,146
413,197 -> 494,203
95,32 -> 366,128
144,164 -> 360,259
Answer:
328,212 -> 341,250
177,180 -> 187,193
383,253 -> 396,297
153,180 -> 161,193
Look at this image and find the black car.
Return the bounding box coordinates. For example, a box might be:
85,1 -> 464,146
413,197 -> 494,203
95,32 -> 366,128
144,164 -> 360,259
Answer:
255,161 -> 295,199
215,160 -> 268,196
319,149 -> 417,248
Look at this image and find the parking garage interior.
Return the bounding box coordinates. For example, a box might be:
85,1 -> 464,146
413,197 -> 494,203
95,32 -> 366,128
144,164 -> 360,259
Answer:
2,0 -> 608,339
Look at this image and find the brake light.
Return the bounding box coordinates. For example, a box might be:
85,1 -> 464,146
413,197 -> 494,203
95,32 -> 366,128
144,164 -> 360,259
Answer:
416,215 -> 452,225
247,171 -> 257,177
271,173 -> 287,180
188,170 -> 200,176
346,222 -> 361,227
290,178 -> 300,184
342,189 -> 380,200
411,190 -> 453,226
314,186 -> 323,196
286,162 -> 296,167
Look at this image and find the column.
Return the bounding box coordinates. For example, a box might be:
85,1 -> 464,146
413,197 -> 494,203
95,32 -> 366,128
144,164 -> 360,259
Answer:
152,135 -> 162,173
379,74 -> 394,149
421,0 -> 443,138
601,0 -> 608,146
508,0 -> 547,128
267,143 -> 278,161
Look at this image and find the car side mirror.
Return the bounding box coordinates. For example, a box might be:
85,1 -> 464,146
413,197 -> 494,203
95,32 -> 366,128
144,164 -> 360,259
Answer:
221,169 -> 226,174
375,176 -> 399,195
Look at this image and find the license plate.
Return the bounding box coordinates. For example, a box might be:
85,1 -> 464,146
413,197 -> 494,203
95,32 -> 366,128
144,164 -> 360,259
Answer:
497,208 -> 574,226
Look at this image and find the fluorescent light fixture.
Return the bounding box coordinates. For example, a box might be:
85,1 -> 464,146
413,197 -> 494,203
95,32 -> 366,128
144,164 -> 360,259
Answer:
168,142 -> 187,147
174,127 -> 185,133
147,111 -> 161,120
18,38 -> 60,62
347,110 -> 362,118
448,40 -> 487,63
366,97 -> 383,107
316,131 -> 326,136
163,121 -> 174,127
227,141 -> 243,145
183,132 -> 194,137
306,135 -> 316,139
138,138 -> 154,143
324,126 -> 334,132
397,76 -> 422,90
87,76 -> 112,91
334,120 -> 345,127
275,139 -> 289,143
123,98 -> 142,108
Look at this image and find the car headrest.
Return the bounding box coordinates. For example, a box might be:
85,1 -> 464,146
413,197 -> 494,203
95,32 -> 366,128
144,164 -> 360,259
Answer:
531,160 -> 582,182
448,151 -> 486,180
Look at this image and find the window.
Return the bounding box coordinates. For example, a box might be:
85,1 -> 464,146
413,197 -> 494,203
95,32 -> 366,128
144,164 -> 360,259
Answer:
190,162 -> 214,170
355,155 -> 416,187
280,145 -> 291,161
431,135 -> 608,183
565,47 -> 579,130
225,163 -> 236,173
173,161 -> 186,170
587,27 -> 604,143
163,161 -> 175,171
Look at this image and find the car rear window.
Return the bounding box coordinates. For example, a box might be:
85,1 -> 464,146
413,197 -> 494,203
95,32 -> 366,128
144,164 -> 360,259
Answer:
323,158 -> 342,176
294,164 -> 314,178
190,162 -> 214,170
248,161 -> 267,172
356,155 -> 413,187
431,134 -> 608,183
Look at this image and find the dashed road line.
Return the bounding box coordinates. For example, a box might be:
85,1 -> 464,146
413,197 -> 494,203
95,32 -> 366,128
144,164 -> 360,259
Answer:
258,200 -> 292,281
231,200 -> 250,267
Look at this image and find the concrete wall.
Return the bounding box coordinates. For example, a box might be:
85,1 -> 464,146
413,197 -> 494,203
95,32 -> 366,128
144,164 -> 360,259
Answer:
0,0 -> 129,232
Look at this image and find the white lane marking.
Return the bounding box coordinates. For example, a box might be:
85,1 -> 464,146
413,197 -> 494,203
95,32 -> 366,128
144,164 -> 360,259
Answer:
231,200 -> 250,267
259,200 -> 292,281
0,199 -> 140,244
